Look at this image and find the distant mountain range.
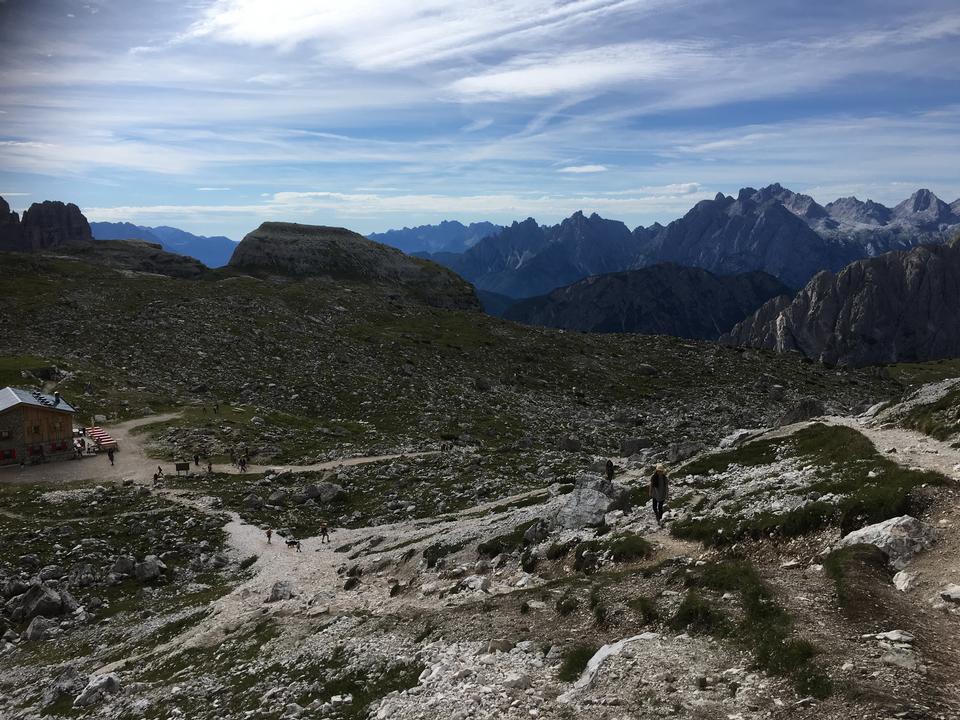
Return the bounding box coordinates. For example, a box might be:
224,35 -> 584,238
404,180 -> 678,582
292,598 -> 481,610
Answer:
367,220 -> 502,255
90,221 -> 237,268
504,265 -> 790,340
415,185 -> 960,298
723,237 -> 960,368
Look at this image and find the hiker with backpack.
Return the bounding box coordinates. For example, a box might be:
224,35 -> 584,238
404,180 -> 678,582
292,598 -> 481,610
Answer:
649,464 -> 669,524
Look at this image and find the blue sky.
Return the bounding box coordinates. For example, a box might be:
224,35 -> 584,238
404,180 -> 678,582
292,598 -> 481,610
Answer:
1,0 -> 959,239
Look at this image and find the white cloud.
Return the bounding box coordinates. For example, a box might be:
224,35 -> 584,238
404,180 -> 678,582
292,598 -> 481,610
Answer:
461,118 -> 494,133
181,0 -> 666,70
558,164 -> 608,173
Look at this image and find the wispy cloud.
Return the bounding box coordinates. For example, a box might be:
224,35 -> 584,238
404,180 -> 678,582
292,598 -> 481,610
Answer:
558,164 -> 608,173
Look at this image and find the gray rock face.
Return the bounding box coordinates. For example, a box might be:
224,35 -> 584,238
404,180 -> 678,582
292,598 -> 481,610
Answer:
631,189 -> 861,289
722,238 -> 960,367
267,580 -> 297,602
228,222 -> 480,311
73,673 -> 122,708
23,615 -> 55,641
668,441 -> 705,463
552,473 -> 629,529
0,197 -> 93,251
837,516 -> 937,570
503,265 -> 791,340
43,666 -> 84,707
19,200 -> 93,250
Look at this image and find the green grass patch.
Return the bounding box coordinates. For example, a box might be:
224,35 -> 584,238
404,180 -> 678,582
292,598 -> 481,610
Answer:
900,386 -> 960,441
886,359 -> 960,386
684,560 -> 832,699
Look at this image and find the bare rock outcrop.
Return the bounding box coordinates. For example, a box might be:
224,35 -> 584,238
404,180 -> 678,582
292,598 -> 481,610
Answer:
722,238 -> 960,367
0,196 -> 93,251
229,222 -> 480,310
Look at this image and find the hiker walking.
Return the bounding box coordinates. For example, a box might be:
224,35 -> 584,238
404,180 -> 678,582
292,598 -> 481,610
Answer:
265,528 -> 272,544
194,453 -> 200,467
295,540 -> 302,553
207,460 -> 213,474
107,448 -> 115,466
319,522 -> 330,544
605,459 -> 615,481
649,464 -> 669,524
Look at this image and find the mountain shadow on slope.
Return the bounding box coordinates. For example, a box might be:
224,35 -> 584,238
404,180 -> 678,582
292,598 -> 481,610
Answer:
504,264 -> 791,340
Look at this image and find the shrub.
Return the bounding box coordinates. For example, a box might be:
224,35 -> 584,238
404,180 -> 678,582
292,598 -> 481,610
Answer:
555,593 -> 579,616
238,555 -> 258,571
546,540 -> 574,560
593,603 -> 607,625
477,520 -> 537,558
606,533 -> 654,562
557,644 -> 598,682
670,592 -> 728,634
628,595 -> 658,625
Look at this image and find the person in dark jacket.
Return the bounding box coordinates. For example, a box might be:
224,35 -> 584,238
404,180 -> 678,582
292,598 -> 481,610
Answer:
649,464 -> 669,524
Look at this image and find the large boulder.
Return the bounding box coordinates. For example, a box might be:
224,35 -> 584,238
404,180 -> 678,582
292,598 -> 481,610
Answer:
304,481 -> 345,504
5,583 -> 63,621
73,673 -> 122,708
22,615 -> 55,641
837,516 -> 937,570
668,441 -> 704,462
110,555 -> 136,577
134,556 -> 166,583
552,473 -> 630,530
43,666 -> 84,707
267,490 -> 288,507
266,581 -> 297,603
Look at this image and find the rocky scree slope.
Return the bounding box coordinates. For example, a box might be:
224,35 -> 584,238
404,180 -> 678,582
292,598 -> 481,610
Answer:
722,237 -> 960,368
229,221 -> 480,311
504,264 -> 791,339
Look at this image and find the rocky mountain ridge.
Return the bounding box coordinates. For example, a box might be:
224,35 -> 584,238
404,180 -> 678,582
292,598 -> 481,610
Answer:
722,237 -> 960,367
504,265 -> 791,339
368,220 -> 502,255
422,186 -> 960,298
